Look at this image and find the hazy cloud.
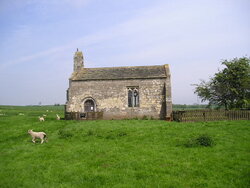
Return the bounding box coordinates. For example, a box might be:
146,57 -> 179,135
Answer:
0,0 -> 249,105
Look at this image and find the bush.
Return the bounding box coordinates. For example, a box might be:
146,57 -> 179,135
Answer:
196,134 -> 215,146
184,134 -> 215,147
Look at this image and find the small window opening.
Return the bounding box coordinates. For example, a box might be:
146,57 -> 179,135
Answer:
66,89 -> 69,101
84,100 -> 95,112
128,87 -> 139,107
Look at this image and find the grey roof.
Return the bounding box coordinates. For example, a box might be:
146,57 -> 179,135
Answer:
70,65 -> 170,81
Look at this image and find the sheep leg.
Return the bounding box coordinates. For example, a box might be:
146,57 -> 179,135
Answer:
41,138 -> 44,144
32,137 -> 36,143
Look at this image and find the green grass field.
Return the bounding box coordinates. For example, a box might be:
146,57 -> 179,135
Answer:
0,106 -> 249,188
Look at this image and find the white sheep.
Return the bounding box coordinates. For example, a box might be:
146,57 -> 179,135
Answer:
39,116 -> 45,121
28,130 -> 48,144
18,113 -> 24,116
43,114 -> 47,117
56,114 -> 60,120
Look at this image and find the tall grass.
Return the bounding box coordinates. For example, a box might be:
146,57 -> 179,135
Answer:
0,106 -> 249,187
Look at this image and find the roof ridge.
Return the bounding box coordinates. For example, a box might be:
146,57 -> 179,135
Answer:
82,65 -> 167,70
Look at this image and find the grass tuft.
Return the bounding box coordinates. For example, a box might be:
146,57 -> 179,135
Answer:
184,134 -> 215,147
58,129 -> 74,139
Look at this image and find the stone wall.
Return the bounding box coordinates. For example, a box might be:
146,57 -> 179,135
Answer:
66,78 -> 172,120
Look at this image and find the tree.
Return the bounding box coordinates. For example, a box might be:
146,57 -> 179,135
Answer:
194,57 -> 250,110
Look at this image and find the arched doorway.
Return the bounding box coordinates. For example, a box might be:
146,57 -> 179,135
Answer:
84,99 -> 95,112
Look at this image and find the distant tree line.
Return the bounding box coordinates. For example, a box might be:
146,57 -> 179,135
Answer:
173,104 -> 218,110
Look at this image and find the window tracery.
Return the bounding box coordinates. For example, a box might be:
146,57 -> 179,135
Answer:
128,87 -> 139,107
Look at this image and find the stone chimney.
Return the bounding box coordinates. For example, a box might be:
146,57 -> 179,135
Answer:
74,48 -> 84,71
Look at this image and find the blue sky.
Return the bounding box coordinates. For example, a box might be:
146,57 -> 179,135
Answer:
0,0 -> 249,105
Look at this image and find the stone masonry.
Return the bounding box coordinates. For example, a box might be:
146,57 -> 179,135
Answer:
65,50 -> 172,120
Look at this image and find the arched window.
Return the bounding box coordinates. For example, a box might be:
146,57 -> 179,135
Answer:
128,87 -> 139,107
84,99 -> 95,112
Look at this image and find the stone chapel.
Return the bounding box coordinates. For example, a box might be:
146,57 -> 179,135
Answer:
65,49 -> 172,120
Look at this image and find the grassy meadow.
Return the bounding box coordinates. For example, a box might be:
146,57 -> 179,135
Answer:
0,105 -> 249,188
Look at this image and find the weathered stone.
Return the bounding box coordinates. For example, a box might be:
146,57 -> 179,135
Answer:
65,50 -> 172,120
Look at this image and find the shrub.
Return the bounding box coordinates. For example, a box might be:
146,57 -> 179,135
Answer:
196,134 -> 215,147
184,134 -> 215,147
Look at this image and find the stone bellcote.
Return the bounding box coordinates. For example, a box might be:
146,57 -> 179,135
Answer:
74,48 -> 84,71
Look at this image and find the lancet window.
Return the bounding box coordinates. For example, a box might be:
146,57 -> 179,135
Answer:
128,87 -> 139,107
